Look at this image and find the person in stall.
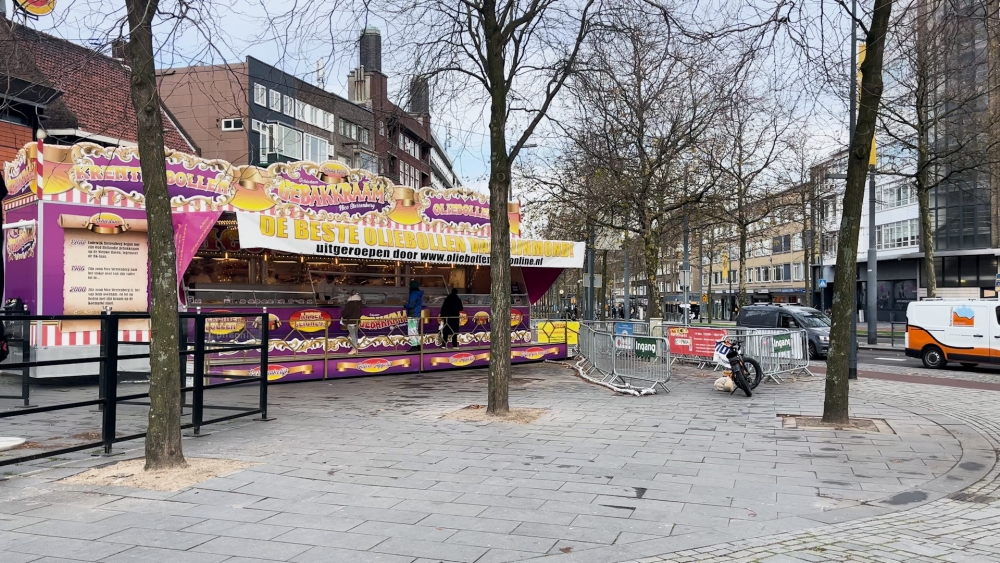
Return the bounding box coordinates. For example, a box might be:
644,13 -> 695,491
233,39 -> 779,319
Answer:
438,288 -> 464,349
406,280 -> 424,352
341,291 -> 363,355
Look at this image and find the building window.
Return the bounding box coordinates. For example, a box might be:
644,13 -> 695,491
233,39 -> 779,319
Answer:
269,89 -> 281,111
360,151 -> 377,172
876,179 -> 917,211
254,84 -> 268,106
792,233 -> 802,251
773,265 -> 783,282
746,268 -> 753,283
821,196 -> 837,220
822,232 -> 838,255
875,218 -> 919,250
259,127 -> 268,160
760,267 -> 770,282
303,133 -> 329,163
265,123 -> 303,160
221,118 -> 244,131
379,121 -> 385,136
772,235 -> 791,254
284,95 -> 295,117
296,100 -> 306,121
361,128 -> 369,145
793,262 -> 804,281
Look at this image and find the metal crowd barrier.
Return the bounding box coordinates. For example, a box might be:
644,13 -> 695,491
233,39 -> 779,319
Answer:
576,324 -> 670,392
723,329 -> 812,383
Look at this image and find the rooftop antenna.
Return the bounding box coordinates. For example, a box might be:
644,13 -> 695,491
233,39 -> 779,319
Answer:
316,59 -> 326,88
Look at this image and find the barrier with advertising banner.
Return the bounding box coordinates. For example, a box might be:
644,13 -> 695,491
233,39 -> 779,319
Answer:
665,326 -> 729,361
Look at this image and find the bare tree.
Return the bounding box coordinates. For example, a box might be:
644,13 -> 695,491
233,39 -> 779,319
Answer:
538,1 -> 729,320
824,0 -> 894,425
699,84 -> 799,308
122,0 -> 186,469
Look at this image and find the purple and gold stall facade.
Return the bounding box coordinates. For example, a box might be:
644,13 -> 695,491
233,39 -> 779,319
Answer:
2,142 -> 583,380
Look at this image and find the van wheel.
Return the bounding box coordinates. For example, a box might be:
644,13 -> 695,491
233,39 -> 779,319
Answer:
808,341 -> 818,359
921,346 -> 947,369
960,363 -> 979,369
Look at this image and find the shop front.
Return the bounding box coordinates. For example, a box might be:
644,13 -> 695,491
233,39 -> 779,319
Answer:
2,142 -> 583,380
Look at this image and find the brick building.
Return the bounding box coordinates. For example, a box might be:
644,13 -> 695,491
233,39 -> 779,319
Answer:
159,56 -> 377,170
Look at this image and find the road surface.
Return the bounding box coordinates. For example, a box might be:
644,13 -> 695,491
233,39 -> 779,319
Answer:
819,347 -> 1000,375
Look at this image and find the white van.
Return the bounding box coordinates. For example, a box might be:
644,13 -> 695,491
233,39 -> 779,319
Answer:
905,300 -> 999,369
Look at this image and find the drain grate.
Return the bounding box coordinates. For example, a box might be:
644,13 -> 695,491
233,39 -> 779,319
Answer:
948,492 -> 997,503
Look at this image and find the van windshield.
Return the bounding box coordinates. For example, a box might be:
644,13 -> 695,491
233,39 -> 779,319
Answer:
797,312 -> 831,328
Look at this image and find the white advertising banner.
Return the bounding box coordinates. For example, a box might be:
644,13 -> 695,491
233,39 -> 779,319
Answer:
236,212 -> 585,268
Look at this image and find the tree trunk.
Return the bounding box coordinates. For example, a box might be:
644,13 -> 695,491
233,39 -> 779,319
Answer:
738,227 -> 748,306
988,0 -> 1000,249
600,250 -> 608,320
125,0 -> 185,469
824,0 -> 893,425
484,2 -> 511,415
802,190 -> 813,307
917,0 -> 937,298
643,229 -> 662,319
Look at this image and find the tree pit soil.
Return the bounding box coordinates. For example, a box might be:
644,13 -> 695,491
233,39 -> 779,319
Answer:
781,415 -> 887,433
62,457 -> 256,491
442,404 -> 547,424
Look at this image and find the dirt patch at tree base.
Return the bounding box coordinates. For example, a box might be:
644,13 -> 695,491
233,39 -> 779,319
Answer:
62,457 -> 255,491
442,404 -> 547,424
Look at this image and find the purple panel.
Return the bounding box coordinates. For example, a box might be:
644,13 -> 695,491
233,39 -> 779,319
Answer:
3,204 -> 38,312
40,203 -> 151,315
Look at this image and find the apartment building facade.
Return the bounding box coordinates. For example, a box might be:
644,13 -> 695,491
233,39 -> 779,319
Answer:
159,56 -> 376,170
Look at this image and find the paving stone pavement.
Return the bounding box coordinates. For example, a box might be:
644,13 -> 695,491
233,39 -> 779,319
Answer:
0,361 -> 995,563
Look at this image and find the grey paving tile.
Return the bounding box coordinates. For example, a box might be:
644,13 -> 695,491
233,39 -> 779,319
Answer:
16,506 -> 121,523
102,546 -> 230,563
351,521 -> 458,541
511,522 -> 620,544
272,527 -> 387,550
192,536 -> 312,560
447,529 -> 558,553
416,514 -> 521,534
7,536 -> 133,562
100,528 -> 217,550
291,545 -> 416,563
255,511 -> 366,532
372,537 -> 489,562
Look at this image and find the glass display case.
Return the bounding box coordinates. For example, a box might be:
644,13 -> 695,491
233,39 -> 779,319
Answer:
186,284 -> 316,307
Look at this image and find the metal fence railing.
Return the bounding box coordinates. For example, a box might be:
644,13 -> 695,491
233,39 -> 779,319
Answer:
0,311 -> 271,466
576,324 -> 670,393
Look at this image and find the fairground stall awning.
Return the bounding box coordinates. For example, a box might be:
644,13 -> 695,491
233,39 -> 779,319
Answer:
3,142 -> 583,305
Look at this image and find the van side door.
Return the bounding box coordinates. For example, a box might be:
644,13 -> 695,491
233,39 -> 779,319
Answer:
992,306 -> 1000,364
945,303 -> 988,363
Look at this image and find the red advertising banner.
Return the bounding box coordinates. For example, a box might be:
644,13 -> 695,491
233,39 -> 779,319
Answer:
667,327 -> 729,358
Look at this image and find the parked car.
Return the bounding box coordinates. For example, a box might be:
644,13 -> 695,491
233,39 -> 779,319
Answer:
905,299 -> 998,369
736,304 -> 830,359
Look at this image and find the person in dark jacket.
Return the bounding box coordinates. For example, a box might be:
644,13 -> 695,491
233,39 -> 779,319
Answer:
405,280 -> 424,352
341,292 -> 363,355
438,288 -> 464,348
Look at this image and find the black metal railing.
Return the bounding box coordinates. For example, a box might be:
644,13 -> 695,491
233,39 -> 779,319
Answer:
0,310 -> 271,466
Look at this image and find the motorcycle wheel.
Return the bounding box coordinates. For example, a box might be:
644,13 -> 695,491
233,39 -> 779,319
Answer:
731,366 -> 752,397
742,357 -> 763,389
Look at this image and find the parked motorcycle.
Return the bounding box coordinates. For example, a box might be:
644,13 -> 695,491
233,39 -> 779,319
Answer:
722,339 -> 763,397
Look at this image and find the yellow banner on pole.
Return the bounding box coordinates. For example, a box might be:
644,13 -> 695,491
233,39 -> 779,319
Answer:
858,43 -> 877,166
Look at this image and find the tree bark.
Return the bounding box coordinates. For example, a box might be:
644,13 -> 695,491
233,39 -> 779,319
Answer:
643,228 -> 662,319
917,0 -> 937,298
989,0 -> 1000,249
802,189 -> 812,308
484,1 -> 511,415
125,0 -> 185,469
600,250 -> 608,320
823,0 -> 893,425
738,227 -> 748,307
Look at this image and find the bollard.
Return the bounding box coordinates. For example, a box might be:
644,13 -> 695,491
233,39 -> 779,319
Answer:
100,314 -> 119,455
